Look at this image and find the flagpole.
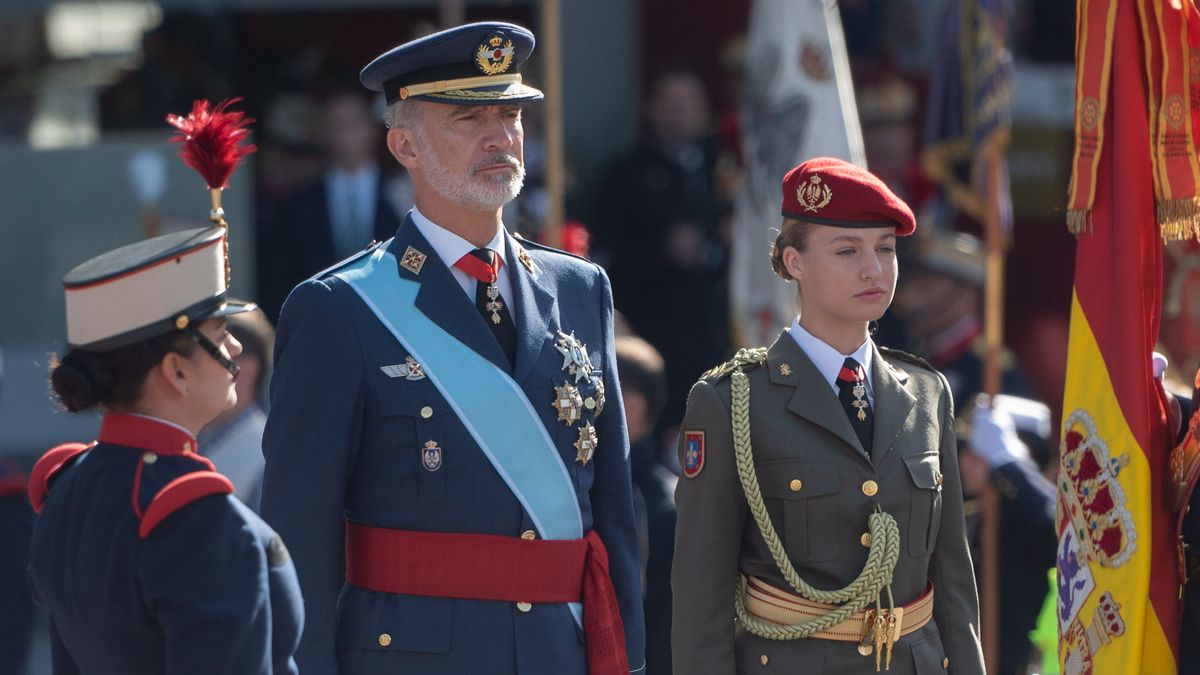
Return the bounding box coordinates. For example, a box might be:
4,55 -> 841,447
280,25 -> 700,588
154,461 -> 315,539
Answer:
981,143 -> 1005,675
540,0 -> 565,248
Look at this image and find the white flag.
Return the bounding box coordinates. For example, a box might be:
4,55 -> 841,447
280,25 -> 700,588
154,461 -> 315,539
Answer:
730,0 -> 865,347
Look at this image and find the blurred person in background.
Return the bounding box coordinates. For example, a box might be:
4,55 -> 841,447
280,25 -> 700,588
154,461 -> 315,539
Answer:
198,305 -> 275,511
596,68 -> 732,438
617,335 -> 675,675
895,230 -> 1031,406
962,394 -> 1057,675
259,87 -> 404,320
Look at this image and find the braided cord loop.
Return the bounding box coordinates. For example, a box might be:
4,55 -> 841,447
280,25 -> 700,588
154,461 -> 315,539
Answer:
728,365 -> 902,640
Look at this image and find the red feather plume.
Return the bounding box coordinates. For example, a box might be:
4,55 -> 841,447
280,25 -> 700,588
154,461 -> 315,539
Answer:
165,98 -> 256,190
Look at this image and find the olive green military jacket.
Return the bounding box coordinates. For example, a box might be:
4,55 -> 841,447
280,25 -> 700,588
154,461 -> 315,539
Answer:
672,330 -> 985,674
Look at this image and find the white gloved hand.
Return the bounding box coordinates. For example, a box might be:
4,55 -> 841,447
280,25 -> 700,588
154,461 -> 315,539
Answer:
970,395 -> 1031,468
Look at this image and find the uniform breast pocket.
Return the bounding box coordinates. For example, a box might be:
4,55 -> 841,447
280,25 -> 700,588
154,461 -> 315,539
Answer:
373,385 -> 465,504
758,462 -> 840,563
902,452 -> 943,557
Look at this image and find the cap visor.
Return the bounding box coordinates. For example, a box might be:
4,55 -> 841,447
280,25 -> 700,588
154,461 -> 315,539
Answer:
414,82 -> 543,105
197,300 -> 258,321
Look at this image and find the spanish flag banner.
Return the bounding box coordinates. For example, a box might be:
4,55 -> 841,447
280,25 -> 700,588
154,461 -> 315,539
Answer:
1058,0 -> 1178,672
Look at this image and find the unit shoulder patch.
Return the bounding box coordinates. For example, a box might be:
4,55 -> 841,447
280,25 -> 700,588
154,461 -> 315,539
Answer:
683,431 -> 706,478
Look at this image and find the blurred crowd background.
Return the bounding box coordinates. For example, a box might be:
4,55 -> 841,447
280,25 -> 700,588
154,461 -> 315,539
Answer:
0,1 -> 1163,674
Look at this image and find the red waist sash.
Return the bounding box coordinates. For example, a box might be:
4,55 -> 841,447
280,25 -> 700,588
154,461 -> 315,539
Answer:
345,522 -> 629,674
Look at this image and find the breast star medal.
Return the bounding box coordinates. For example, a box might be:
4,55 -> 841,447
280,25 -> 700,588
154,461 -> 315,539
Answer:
552,382 -> 583,426
485,284 -> 504,324
554,330 -> 593,382
574,423 -> 598,466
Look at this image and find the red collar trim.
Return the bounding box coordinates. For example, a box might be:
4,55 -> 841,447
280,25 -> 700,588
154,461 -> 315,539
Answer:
99,413 -> 199,457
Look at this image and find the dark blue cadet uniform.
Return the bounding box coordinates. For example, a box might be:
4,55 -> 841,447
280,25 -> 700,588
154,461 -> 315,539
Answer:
29,413 -> 303,675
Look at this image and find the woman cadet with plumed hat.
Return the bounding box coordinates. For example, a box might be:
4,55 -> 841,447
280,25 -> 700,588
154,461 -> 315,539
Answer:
26,100 -> 303,674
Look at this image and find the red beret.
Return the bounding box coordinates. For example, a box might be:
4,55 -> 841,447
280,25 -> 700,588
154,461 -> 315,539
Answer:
781,156 -> 916,236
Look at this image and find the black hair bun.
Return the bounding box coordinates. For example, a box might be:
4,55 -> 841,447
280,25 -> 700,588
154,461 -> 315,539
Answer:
51,350 -> 114,412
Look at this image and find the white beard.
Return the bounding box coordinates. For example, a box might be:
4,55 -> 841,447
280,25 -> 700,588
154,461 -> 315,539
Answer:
415,131 -> 525,211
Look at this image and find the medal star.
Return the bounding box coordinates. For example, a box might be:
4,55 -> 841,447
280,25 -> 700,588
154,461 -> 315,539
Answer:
575,423 -> 598,466
552,383 -> 583,426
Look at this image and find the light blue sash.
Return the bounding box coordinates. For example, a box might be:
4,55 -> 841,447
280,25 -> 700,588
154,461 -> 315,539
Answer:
334,246 -> 585,545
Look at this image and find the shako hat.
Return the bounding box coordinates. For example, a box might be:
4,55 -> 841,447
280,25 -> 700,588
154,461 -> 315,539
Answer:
63,227 -> 254,351
360,22 -> 543,105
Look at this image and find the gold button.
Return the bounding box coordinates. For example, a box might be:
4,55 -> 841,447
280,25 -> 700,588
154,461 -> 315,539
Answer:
858,644 -> 874,656
942,656 -> 950,669
378,633 -> 392,647
142,453 -> 157,464
789,479 -> 802,492
516,601 -> 532,612
760,654 -> 768,665
860,532 -> 871,547
584,397 -> 597,410
420,406 -> 434,419
520,530 -> 536,541
862,480 -> 878,497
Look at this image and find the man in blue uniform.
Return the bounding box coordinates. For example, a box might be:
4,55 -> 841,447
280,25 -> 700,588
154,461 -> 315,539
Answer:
260,22 -> 645,675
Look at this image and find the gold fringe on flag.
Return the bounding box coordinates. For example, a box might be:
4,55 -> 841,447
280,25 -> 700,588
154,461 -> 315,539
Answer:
1067,209 -> 1093,235
1159,197 -> 1200,243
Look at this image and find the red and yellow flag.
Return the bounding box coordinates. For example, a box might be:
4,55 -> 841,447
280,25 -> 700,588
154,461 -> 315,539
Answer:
1058,1 -> 1179,672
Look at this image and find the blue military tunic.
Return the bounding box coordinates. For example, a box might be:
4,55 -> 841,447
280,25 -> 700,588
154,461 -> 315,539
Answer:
261,216 -> 646,674
29,413 -> 303,674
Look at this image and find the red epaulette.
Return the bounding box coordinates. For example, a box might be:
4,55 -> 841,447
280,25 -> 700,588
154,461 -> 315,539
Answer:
28,442 -> 93,512
137,471 -> 234,539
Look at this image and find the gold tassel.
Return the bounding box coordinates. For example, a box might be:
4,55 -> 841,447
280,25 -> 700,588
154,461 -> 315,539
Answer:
1158,198 -> 1200,244
1066,209 -> 1092,235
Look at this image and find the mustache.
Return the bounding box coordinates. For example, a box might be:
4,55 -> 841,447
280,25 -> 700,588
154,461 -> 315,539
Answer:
471,154 -> 522,173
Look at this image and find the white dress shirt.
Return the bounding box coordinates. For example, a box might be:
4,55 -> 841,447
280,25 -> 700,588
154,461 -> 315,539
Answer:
788,317 -> 875,405
408,206 -> 515,306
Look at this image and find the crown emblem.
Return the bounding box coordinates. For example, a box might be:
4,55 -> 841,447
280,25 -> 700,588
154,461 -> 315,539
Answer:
475,34 -> 515,76
1058,409 -> 1135,569
1059,590 -> 1125,673
797,174 -> 833,213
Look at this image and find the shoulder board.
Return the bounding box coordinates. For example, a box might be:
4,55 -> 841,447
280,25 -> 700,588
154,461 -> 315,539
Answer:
138,471 -> 234,539
879,346 -> 953,401
878,346 -> 939,374
28,442 -> 92,512
309,238 -> 389,281
701,347 -> 769,382
513,236 -> 592,266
